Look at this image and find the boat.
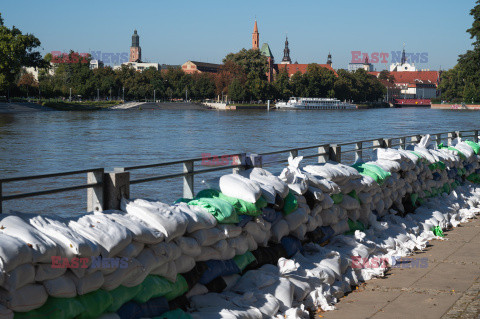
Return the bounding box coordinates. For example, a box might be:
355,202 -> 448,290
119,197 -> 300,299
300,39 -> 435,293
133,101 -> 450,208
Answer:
275,97 -> 357,110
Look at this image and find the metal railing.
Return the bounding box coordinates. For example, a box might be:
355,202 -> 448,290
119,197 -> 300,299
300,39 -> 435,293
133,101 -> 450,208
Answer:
0,130 -> 478,214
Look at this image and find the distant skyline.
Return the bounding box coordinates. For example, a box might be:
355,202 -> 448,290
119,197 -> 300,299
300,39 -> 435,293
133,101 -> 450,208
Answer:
1,0 -> 476,70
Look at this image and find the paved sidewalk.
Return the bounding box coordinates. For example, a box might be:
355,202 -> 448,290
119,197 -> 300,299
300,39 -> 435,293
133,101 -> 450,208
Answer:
321,215 -> 480,319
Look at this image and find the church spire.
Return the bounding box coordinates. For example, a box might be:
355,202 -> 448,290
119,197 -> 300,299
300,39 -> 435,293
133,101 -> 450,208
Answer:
401,43 -> 407,64
327,52 -> 332,66
281,35 -> 291,64
252,20 -> 259,50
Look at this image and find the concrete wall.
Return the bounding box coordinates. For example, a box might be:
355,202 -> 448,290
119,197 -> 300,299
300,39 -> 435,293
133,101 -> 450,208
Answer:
431,104 -> 480,110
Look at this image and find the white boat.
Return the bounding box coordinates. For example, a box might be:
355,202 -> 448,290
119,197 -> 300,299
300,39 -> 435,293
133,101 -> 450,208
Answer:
275,97 -> 357,110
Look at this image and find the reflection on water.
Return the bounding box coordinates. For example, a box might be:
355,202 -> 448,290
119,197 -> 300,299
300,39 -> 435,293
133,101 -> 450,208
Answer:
1,108 -> 479,214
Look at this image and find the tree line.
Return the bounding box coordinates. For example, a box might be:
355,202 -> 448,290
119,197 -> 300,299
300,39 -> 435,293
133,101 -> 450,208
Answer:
439,0 -> 480,103
2,12 -> 386,103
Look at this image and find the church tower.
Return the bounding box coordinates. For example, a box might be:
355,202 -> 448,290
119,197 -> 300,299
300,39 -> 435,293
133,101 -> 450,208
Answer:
281,36 -> 291,64
327,52 -> 332,66
129,30 -> 142,62
252,20 -> 259,50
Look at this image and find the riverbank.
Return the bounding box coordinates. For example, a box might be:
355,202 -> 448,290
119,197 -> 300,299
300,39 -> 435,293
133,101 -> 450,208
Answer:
42,100 -> 119,111
432,103 -> 480,110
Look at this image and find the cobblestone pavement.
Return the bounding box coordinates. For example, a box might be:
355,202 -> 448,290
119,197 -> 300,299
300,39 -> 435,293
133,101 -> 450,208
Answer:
320,215 -> 480,319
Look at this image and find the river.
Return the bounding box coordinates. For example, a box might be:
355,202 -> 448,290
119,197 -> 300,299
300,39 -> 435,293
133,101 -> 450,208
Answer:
1,107 -> 479,215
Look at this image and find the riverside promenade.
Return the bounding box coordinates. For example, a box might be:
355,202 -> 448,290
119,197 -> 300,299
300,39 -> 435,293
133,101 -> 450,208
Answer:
322,215 -> 480,319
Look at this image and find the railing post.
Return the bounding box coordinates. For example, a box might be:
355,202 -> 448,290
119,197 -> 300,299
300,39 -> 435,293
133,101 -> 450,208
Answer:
183,160 -> 194,199
474,130 -> 479,143
318,145 -> 329,163
384,138 -> 392,148
373,138 -> 384,149
329,144 -> 341,163
232,153 -> 246,174
448,132 -> 455,145
0,181 -> 2,214
355,142 -> 362,161
87,169 -> 104,212
411,135 -> 421,145
456,131 -> 461,140
104,168 -> 130,210
399,137 -> 406,149
436,133 -> 442,146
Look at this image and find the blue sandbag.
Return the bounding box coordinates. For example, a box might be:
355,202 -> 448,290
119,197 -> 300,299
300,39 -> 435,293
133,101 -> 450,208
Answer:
198,259 -> 240,285
319,226 -> 335,243
237,215 -> 253,228
117,297 -> 169,319
281,236 -> 303,257
432,172 -> 442,181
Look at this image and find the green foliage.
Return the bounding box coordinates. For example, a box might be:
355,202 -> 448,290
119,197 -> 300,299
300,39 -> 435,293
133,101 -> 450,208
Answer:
223,49 -> 268,81
0,12 -> 47,94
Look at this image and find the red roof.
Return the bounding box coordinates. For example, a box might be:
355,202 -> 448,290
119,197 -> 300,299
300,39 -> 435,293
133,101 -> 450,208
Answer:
276,63 -> 338,77
369,71 -> 440,87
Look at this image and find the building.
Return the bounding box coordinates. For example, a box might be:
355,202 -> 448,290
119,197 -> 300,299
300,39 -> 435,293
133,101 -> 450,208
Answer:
348,56 -> 374,72
389,46 -> 416,72
252,20 -> 259,50
89,60 -> 104,70
181,61 -> 221,74
118,62 -> 160,71
129,30 -> 141,63
280,36 -> 292,64
370,70 -> 440,100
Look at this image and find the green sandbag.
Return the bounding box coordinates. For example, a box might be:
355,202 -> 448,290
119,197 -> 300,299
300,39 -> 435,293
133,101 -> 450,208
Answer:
154,309 -> 193,319
429,161 -> 446,171
443,183 -> 451,194
417,197 -> 425,205
346,219 -> 365,235
351,163 -> 391,185
432,226 -> 444,237
348,190 -> 361,204
409,151 -> 424,159
282,191 -> 298,215
331,193 -> 343,204
195,189 -> 263,216
174,198 -> 191,204
14,297 -> 85,319
411,193 -> 418,206
188,197 -> 239,224
465,140 -> 480,154
163,274 -> 188,301
133,275 -> 173,304
76,290 -> 113,319
108,284 -> 143,312
233,251 -> 257,271
467,173 -> 480,183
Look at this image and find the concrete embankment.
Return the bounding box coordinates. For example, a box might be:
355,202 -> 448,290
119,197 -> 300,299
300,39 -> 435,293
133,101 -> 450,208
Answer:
432,103 -> 480,110
0,102 -> 53,113
111,102 -> 208,110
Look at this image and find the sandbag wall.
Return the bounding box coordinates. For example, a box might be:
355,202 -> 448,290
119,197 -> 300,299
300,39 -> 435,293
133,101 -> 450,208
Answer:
0,135 -> 479,319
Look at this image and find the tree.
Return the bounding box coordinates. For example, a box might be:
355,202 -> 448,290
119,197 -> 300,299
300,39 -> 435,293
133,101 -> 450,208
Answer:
304,64 -> 336,98
378,70 -> 395,83
17,72 -> 37,97
0,13 -> 47,95
223,49 -> 268,81
228,79 -> 247,101
274,69 -> 293,100
191,73 -> 215,100
214,60 -> 246,97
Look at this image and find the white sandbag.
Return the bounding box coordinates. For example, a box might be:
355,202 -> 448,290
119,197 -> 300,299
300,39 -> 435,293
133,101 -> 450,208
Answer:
321,195 -> 334,209
308,186 -> 325,202
29,215 -> 100,258
174,237 -> 201,257
248,167 -> 289,198
284,208 -> 308,232
35,264 -> 66,282
0,215 -> 58,264
304,172 -> 341,194
43,275 -> 77,298
331,219 -> 349,235
102,258 -> 143,291
195,246 -> 222,262
0,284 -> 47,312
117,241 -> 145,258
217,224 -> 242,239
136,248 -> 169,274
306,215 -> 319,232
174,255 -> 196,274
182,205 -> 218,233
290,224 -> 307,241
1,264 -> 35,291
69,214 -> 132,258
212,239 -> 228,254
246,233 -> 258,251
121,199 -> 188,242
244,221 -> 266,244
271,220 -> 290,243
219,174 -> 262,203
280,156 -> 309,195
258,183 -> 277,204
97,211 -> 164,244
340,195 -> 360,210
0,234 -> 32,274
227,236 -> 249,255
151,261 -> 178,282
320,208 -> 339,226
190,227 -> 226,246
66,270 -> 104,295
304,162 -> 361,184
149,241 -> 181,262
0,305 -> 12,319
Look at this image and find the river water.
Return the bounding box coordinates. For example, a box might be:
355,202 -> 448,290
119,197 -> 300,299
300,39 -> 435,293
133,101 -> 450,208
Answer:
1,107 -> 479,215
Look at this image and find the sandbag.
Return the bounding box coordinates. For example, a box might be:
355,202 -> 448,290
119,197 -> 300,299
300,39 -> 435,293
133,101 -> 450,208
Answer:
43,275 -> 77,298
219,174 -> 262,203
13,297 -> 84,319
175,237 -> 201,257
190,227 -> 226,246
66,270 -> 104,295
108,284 -> 143,312
1,263 -> 35,292
0,284 -> 48,312
175,255 -> 196,274
133,275 -> 173,304
0,215 -> 58,264
182,205 -> 218,233
121,199 -> 187,241
188,198 -> 239,224
35,263 -> 66,282
76,289 -> 113,319
117,241 -> 145,258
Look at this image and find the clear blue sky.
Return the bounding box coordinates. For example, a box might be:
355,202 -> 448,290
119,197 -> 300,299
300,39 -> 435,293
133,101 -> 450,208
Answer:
1,0 -> 476,70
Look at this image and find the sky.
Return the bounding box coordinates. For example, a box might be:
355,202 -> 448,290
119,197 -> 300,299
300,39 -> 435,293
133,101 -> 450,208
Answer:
1,0 -> 476,71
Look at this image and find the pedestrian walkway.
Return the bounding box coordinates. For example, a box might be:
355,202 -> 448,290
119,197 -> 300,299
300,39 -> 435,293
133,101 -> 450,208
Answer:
321,215 -> 480,319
